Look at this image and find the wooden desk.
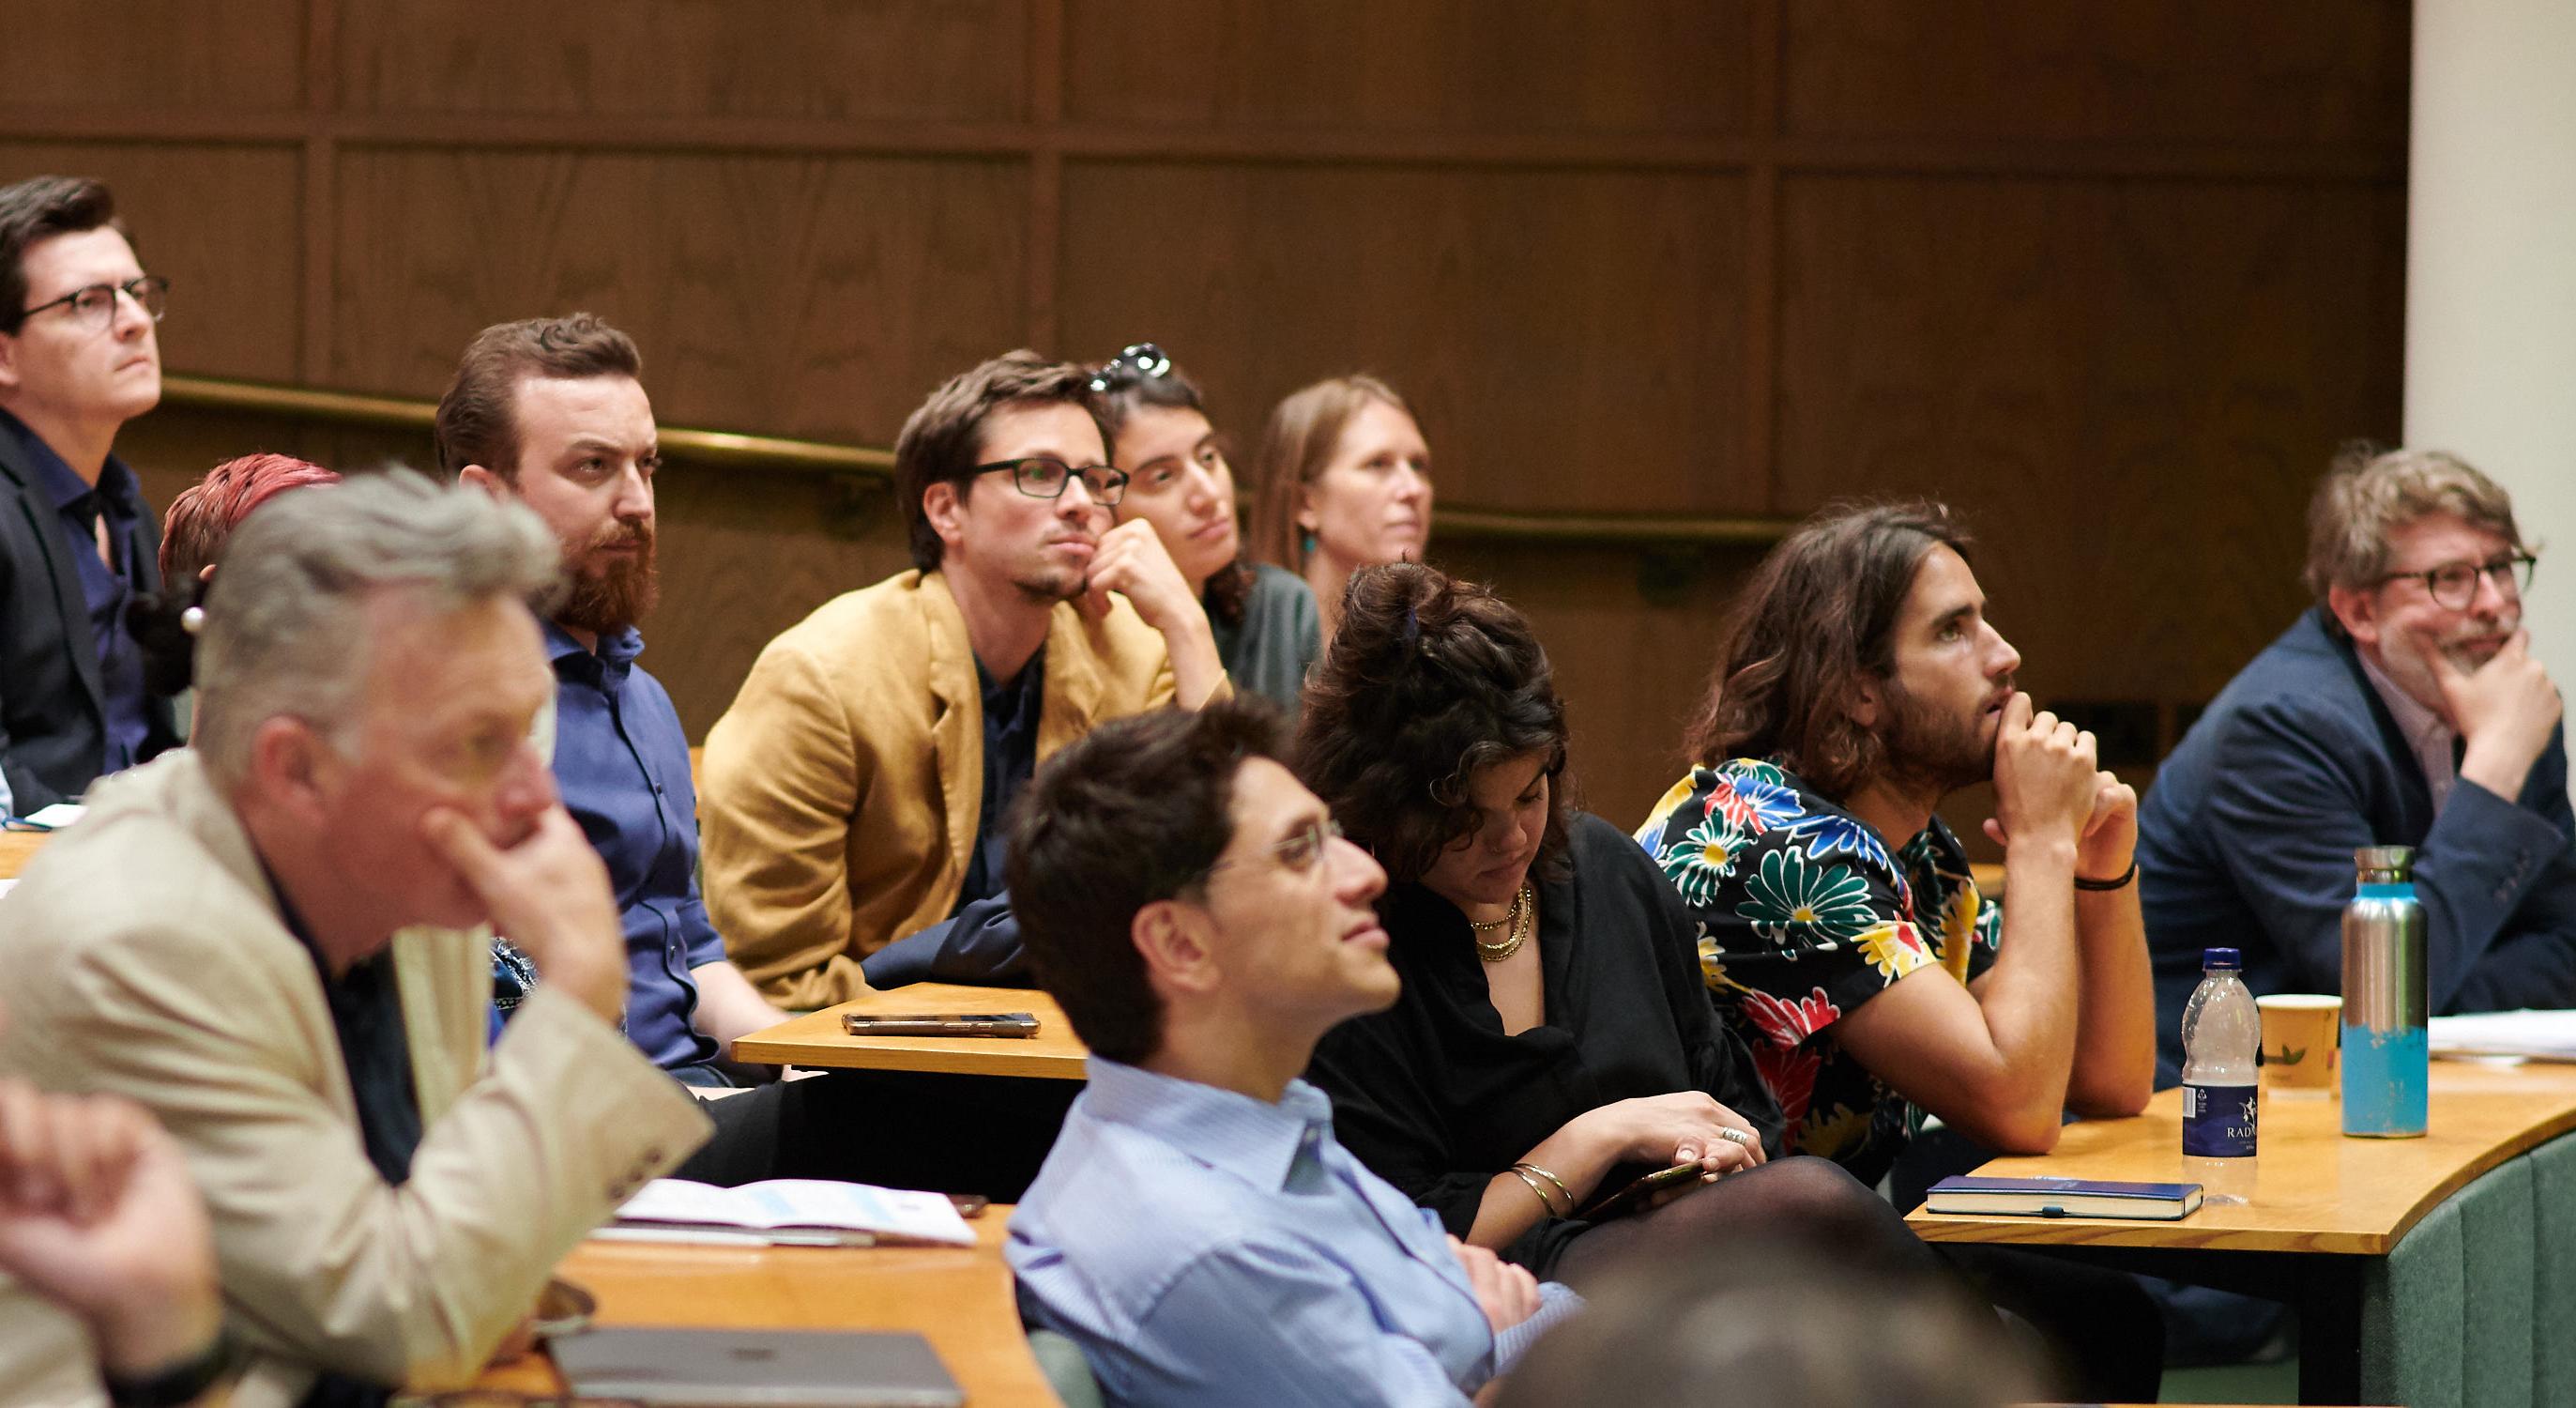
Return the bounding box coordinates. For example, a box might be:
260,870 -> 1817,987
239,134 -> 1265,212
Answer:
1909,1060 -> 2576,1255
1909,1060 -> 2576,1401
0,829 -> 46,880
734,983 -> 1090,1080
479,1209 -> 1062,1405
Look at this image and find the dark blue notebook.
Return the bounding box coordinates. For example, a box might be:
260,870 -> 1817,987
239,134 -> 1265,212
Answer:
1923,1174 -> 2204,1220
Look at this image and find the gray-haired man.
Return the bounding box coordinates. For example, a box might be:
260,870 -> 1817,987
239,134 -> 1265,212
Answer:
0,472 -> 709,1406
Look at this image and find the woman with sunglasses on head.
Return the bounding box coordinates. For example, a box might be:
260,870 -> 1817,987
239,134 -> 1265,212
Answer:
1089,344 -> 1320,716
1250,375 -> 1435,644
1297,562 -> 1941,1293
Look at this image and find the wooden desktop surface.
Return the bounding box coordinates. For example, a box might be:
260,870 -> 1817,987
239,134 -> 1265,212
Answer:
476,1209 -> 1061,1405
0,830 -> 45,880
1907,1059 -> 2576,1255
734,982 -> 1090,1080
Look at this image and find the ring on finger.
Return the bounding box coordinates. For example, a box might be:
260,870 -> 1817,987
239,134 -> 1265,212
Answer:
1714,1127 -> 1752,1147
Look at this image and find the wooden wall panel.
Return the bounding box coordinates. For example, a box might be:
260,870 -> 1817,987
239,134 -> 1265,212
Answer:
1057,161 -> 1753,513
335,0 -> 1028,123
0,143 -> 304,381
1063,0 -> 1755,135
1775,175 -> 2407,709
113,409 -> 914,739
328,148 -> 1029,441
0,1 -> 307,112
1786,0 -> 2409,146
2,0 -> 2411,801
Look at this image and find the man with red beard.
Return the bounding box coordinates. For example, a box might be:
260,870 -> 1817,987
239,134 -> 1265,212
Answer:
437,315 -> 788,1096
1637,502 -> 2154,1183
2139,447 -> 2576,1075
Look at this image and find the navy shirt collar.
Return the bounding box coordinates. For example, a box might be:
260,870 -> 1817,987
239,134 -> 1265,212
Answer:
543,619 -> 646,675
0,404 -> 140,513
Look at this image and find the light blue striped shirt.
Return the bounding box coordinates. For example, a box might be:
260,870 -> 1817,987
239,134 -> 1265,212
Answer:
1009,1058 -> 1581,1407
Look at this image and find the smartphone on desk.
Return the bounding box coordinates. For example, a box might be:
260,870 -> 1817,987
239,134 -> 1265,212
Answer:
841,1012 -> 1041,1038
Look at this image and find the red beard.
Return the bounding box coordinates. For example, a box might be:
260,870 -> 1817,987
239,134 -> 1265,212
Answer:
556,520 -> 660,635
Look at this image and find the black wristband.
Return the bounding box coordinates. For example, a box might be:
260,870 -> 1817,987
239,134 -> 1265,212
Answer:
103,1330 -> 237,1408
2073,859 -> 2138,892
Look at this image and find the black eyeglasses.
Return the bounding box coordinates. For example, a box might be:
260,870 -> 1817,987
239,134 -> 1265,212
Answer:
974,457 -> 1128,506
1088,341 -> 1173,394
2376,552 -> 2537,610
18,274 -> 168,332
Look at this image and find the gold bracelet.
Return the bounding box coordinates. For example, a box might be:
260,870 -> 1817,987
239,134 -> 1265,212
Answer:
1506,1166 -> 1562,1217
1514,1161 -> 1575,1213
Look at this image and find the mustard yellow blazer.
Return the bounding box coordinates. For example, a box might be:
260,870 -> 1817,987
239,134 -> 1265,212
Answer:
698,569 -> 1191,1008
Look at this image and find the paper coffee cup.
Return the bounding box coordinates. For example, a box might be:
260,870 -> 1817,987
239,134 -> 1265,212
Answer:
2258,993 -> 2341,1097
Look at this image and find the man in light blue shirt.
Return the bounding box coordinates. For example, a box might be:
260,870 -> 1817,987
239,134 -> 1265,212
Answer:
1004,700 -> 1580,1406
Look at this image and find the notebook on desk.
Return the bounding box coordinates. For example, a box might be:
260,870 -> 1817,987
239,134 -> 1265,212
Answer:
1923,1175 -> 2203,1220
551,1326 -> 966,1408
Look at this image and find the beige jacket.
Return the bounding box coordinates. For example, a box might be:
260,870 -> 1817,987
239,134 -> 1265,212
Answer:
700,569 -> 1183,1007
0,752 -> 710,1407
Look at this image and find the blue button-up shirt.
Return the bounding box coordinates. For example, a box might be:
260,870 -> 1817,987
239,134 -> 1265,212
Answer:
1010,1059 -> 1581,1407
0,406 -> 155,776
545,621 -> 722,1072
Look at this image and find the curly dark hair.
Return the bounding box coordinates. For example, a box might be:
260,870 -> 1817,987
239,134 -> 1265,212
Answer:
1294,562 -> 1571,887
1680,501 -> 1971,797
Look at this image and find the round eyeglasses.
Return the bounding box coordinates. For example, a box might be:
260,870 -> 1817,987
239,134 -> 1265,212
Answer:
17,274 -> 169,332
2376,552 -> 2537,611
973,457 -> 1128,506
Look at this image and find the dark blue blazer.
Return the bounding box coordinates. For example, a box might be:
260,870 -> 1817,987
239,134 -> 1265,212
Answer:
0,426 -> 177,813
2137,606 -> 2576,1077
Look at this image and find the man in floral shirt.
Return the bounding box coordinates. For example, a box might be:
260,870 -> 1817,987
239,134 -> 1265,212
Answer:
1639,502 -> 2156,1190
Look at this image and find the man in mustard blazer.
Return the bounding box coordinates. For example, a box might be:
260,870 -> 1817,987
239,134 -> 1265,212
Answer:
702,350 -> 1227,1008
0,474 -> 709,1407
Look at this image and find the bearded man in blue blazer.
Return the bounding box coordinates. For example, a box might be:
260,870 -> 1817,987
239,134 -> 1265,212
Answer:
2138,445 -> 2575,1077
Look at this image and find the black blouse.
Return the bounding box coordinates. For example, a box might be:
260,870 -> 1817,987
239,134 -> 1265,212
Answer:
1305,812 -> 1785,1275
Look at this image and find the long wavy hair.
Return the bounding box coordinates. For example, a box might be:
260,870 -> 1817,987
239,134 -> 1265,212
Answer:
1682,502 -> 1970,797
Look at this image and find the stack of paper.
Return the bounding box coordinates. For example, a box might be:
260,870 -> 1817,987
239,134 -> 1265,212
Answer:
600,1178 -> 976,1248
2429,1009 -> 2576,1063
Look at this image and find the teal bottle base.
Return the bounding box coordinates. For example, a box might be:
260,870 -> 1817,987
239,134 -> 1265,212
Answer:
2341,1023 -> 2428,1137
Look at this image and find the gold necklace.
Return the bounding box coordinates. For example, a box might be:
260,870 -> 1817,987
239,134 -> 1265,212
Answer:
1474,883 -> 1535,963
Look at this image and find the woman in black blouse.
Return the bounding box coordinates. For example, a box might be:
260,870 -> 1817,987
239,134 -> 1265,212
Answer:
1298,563 -> 1935,1285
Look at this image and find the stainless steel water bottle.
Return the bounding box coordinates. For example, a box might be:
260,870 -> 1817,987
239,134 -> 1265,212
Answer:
2341,845 -> 2428,1137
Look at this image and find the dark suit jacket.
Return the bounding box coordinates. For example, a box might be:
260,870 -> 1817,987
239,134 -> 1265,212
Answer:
2137,606 -> 2576,1077
0,422 -> 178,812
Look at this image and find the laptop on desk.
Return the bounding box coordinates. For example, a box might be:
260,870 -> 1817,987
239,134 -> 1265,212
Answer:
550,1326 -> 966,1408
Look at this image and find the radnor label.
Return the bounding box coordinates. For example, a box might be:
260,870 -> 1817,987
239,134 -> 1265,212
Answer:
2183,1082 -> 2257,1158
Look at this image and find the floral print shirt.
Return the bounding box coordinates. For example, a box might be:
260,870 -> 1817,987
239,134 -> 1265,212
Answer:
1636,758 -> 2002,1186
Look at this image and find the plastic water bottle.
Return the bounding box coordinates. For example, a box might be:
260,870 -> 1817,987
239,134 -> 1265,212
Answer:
2180,946 -> 2260,1204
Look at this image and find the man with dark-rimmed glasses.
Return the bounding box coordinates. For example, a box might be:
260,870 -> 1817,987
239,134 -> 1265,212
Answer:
700,350 -> 1226,1009
0,176 -> 182,816
2140,444 -> 2576,1076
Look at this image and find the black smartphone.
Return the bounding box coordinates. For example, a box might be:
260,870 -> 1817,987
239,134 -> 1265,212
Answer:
1579,1160 -> 1706,1219
841,1012 -> 1041,1038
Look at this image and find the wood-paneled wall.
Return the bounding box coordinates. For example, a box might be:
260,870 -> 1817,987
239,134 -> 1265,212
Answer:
2,0 -> 2409,831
